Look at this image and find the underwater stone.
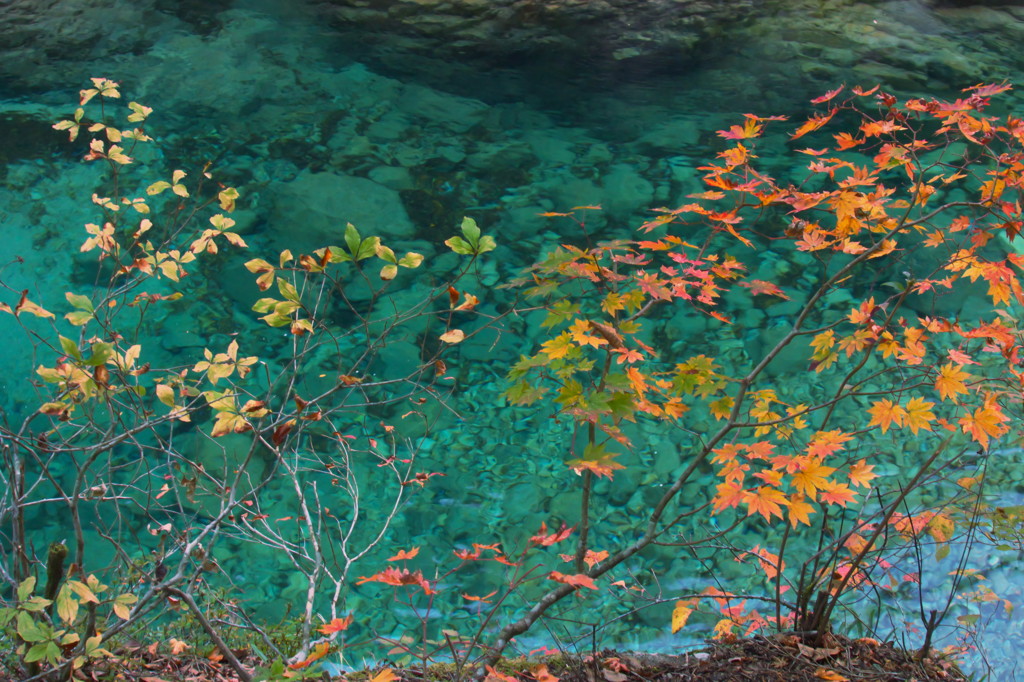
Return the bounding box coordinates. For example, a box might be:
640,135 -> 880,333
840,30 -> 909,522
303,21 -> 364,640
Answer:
369,165 -> 416,190
0,0 -> 165,91
602,163 -> 655,222
267,170 -> 416,252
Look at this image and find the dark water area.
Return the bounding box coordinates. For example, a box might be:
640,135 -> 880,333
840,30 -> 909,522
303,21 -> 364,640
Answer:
3,0 -> 1024,678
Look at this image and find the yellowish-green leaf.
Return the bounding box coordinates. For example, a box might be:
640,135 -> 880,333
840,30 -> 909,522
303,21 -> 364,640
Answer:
56,584 -> 79,624
218,187 -> 239,212
155,384 -> 175,408
59,335 -> 82,360
17,577 -> 36,601
126,101 -> 152,122
65,310 -> 93,326
112,594 -> 137,620
65,292 -> 94,313
399,252 -> 423,268
277,278 -> 299,303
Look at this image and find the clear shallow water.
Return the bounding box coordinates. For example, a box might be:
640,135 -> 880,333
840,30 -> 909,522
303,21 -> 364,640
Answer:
3,0 -> 1024,677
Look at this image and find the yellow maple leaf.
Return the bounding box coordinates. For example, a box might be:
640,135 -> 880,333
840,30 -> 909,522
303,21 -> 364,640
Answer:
903,397 -> 935,434
568,318 -> 606,348
787,494 -> 815,528
935,363 -> 970,402
867,399 -> 905,433
791,460 -> 836,500
847,459 -> 877,489
540,332 -> 573,360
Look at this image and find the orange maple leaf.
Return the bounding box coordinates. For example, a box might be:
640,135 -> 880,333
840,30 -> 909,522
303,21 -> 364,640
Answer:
289,641 -> 329,670
806,430 -> 853,458
791,109 -> 837,140
532,664 -> 560,682
739,279 -> 790,299
847,459 -> 877,489
787,495 -> 815,528
713,480 -> 746,513
387,547 -> 419,561
718,118 -> 763,140
935,363 -> 970,402
319,615 -> 354,635
369,669 -> 398,682
867,398 -> 905,433
959,400 -> 1010,449
743,486 -> 790,521
530,521 -> 575,546
819,480 -> 857,508
791,460 -> 836,500
548,571 -> 598,590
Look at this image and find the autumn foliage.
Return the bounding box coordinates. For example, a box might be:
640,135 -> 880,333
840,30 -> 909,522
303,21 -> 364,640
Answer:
1,78 -> 1022,680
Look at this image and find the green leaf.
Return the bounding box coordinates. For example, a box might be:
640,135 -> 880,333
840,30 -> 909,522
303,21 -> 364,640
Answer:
65,292 -> 94,313
66,580 -> 99,605
21,596 -> 51,612
276,278 -> 299,303
446,217 -> 495,255
341,224 -> 377,261
262,311 -> 293,327
344,223 -> 362,256
321,246 -> 352,264
505,380 -> 546,405
251,297 -> 279,314
461,216 -> 481,245
542,301 -> 580,328
375,243 -> 396,263
56,585 -> 78,625
477,235 -> 496,254
25,641 -> 60,665
17,611 -> 46,642
399,252 -> 424,269
59,336 -> 82,361
84,634 -> 103,655
606,392 -> 636,419
146,180 -> 171,195
84,341 -> 113,367
17,577 -> 36,601
445,236 -> 473,255
65,310 -> 93,326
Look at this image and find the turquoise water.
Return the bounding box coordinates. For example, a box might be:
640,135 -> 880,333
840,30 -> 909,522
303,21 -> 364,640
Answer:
3,0 -> 1024,677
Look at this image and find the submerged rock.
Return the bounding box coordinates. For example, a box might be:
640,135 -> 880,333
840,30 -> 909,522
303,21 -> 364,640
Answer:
312,0 -> 763,73
0,0 -> 166,92
267,170 -> 416,252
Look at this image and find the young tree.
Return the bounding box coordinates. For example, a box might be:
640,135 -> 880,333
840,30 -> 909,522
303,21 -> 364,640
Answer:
0,79 -> 496,680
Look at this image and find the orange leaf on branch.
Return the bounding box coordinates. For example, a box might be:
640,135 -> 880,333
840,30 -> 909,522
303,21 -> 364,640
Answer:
548,571 -> 597,590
